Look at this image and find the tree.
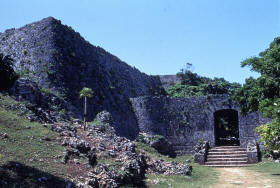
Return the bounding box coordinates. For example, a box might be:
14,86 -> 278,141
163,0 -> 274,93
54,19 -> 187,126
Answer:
234,36 -> 280,116
168,64 -> 241,98
0,53 -> 18,91
234,36 -> 280,151
79,87 -> 93,130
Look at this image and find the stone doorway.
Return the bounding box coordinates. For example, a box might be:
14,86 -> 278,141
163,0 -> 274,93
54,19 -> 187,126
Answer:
214,109 -> 239,146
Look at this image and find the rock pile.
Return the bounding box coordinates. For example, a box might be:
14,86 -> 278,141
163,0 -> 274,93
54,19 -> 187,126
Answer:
47,112 -> 192,187
194,140 -> 209,164
137,132 -> 175,157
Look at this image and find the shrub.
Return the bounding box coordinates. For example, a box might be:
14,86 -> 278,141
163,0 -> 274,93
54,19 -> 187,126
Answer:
256,120 -> 280,151
0,53 -> 18,91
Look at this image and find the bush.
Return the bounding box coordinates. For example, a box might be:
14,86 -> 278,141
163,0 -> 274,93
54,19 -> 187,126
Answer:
0,53 -> 18,91
256,120 -> 280,151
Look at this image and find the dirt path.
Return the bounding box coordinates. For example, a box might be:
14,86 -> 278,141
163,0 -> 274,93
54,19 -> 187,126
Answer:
211,168 -> 279,188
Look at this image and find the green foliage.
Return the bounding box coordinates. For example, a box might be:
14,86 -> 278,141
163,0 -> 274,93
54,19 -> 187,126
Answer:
0,53 -> 19,91
79,87 -> 93,98
256,120 -> 280,150
234,37 -> 280,116
168,68 -> 240,98
16,68 -> 30,77
235,36 -> 280,152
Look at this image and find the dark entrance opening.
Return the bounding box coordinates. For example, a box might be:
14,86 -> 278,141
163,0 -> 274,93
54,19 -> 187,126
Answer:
214,109 -> 239,146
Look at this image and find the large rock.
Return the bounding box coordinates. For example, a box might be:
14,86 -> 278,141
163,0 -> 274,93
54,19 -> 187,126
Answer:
194,141 -> 209,164
246,140 -> 259,164
69,138 -> 91,153
137,133 -> 175,157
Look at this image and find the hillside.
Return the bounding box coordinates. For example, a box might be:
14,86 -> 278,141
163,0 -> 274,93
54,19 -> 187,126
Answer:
0,17 -> 165,139
0,93 -> 70,187
0,93 -> 218,187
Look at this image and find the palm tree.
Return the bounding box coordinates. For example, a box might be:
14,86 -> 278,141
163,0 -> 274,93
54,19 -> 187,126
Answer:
0,53 -> 18,91
79,87 -> 93,130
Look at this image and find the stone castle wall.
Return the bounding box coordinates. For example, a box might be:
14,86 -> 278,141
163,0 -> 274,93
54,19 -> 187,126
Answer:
130,95 -> 271,154
0,17 -> 165,139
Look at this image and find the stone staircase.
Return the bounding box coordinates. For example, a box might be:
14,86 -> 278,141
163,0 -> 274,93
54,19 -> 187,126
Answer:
204,146 -> 249,167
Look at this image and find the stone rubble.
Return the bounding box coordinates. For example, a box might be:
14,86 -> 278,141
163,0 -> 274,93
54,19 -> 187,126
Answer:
47,111 -> 192,187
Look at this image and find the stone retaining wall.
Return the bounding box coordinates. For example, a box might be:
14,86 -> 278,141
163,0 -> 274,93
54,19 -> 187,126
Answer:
130,95 -> 271,154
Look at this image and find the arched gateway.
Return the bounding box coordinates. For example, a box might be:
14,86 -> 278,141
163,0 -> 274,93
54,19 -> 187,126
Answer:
214,109 -> 239,146
130,95 -> 271,154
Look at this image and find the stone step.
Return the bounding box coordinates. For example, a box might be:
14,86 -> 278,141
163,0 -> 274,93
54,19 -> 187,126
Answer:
203,146 -> 250,167
209,148 -> 246,152
213,146 -> 241,149
205,161 -> 248,165
207,158 -> 247,162
208,151 -> 246,155
204,164 -> 250,168
207,154 -> 247,159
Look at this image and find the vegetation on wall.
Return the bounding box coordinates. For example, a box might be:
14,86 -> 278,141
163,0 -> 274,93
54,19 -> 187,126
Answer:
167,64 -> 241,98
234,36 -> 280,151
0,53 -> 18,91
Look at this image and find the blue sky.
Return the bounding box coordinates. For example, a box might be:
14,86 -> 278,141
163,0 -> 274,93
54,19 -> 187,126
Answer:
0,0 -> 279,83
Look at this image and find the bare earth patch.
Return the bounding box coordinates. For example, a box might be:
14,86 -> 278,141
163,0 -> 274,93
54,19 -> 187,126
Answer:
211,167 -> 279,188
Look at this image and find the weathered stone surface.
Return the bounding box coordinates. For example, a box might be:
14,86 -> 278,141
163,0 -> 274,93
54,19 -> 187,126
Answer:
88,151 -> 97,167
158,75 -> 181,91
50,118 -> 192,186
0,17 -> 165,139
0,17 -> 272,158
194,141 -> 209,164
272,150 -> 280,160
93,110 -> 113,127
9,78 -> 73,123
137,132 -> 175,157
246,140 -> 259,164
130,95 -> 271,154
69,138 -> 91,153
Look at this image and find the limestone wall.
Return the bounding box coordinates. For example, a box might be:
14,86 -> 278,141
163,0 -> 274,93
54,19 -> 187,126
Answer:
130,95 -> 271,154
0,17 -> 165,139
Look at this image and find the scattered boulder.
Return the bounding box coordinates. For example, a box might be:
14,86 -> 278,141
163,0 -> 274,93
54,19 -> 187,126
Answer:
194,140 -> 209,164
88,151 -> 97,167
86,176 -> 99,188
272,150 -> 280,160
3,133 -> 9,138
41,136 -> 51,141
94,111 -> 113,126
125,142 -> 136,153
46,114 -> 192,186
137,133 -> 175,157
88,111 -> 116,136
69,138 -> 91,153
61,150 -> 71,164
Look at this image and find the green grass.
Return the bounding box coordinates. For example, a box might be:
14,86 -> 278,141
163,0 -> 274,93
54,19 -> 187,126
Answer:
0,93 -> 69,186
0,110 -> 65,172
136,142 -> 219,188
246,158 -> 280,182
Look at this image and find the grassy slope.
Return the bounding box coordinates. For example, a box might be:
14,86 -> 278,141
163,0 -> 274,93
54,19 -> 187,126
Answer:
136,142 -> 219,188
0,94 -> 69,187
0,93 -> 219,187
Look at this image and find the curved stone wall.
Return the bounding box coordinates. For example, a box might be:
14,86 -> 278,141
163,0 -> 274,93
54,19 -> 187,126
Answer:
130,95 -> 271,154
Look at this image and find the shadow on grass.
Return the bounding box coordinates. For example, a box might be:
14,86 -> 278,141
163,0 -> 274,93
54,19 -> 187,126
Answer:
271,173 -> 280,176
0,161 -> 73,188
